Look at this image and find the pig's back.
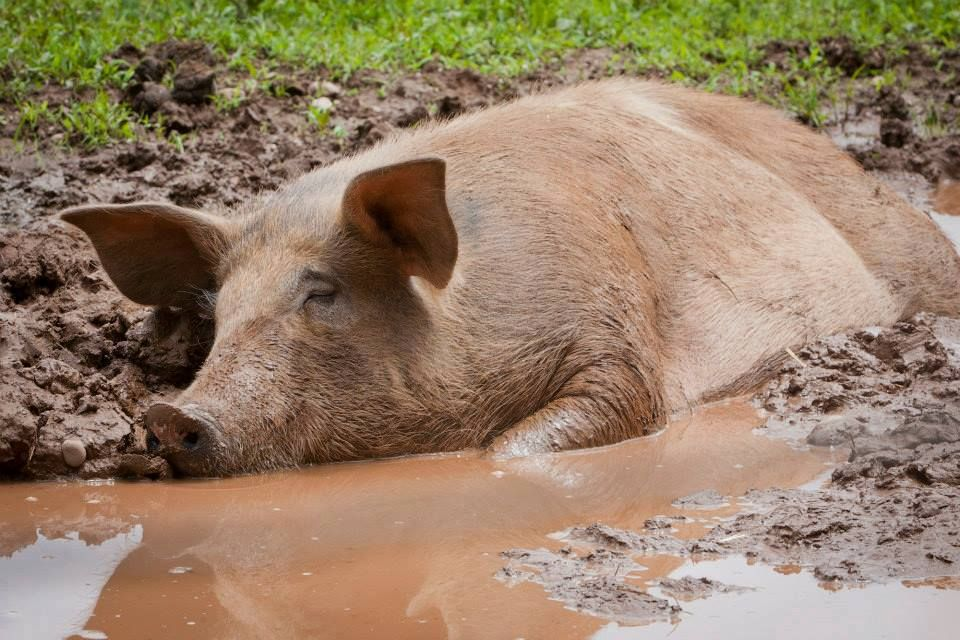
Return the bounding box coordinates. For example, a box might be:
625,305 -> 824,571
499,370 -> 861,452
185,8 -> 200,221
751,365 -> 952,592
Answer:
356,80 -> 960,409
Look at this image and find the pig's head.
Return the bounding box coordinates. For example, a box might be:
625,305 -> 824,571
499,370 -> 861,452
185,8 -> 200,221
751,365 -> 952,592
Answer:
61,159 -> 458,476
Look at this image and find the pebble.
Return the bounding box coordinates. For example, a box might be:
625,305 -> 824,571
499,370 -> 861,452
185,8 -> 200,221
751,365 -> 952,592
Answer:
310,96 -> 334,113
320,81 -> 342,97
62,439 -> 87,468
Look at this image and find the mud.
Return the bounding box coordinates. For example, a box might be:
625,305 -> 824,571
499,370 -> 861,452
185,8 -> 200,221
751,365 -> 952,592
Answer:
501,315 -> 960,618
822,44 -> 960,189
0,400 -> 842,638
496,547 -> 679,625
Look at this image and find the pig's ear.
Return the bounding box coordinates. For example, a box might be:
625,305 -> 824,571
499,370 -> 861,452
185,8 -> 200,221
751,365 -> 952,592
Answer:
341,158 -> 458,288
60,202 -> 234,307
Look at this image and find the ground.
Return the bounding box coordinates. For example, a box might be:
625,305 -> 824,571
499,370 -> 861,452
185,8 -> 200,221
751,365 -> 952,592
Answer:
1,0 -> 959,623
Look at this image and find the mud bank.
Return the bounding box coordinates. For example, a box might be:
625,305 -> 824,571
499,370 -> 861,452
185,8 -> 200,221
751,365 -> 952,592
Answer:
501,315 -> 960,623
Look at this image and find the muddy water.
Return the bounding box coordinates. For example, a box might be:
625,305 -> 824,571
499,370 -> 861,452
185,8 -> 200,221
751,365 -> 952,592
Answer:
0,400 -> 951,639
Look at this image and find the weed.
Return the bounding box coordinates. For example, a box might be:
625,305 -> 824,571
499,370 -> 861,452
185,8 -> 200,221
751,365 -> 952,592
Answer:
306,98 -> 333,131
58,92 -> 137,147
15,99 -> 52,140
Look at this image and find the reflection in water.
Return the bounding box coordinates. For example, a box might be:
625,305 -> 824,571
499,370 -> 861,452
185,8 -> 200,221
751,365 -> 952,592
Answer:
0,399 -> 952,639
594,557 -> 958,640
0,526 -> 142,639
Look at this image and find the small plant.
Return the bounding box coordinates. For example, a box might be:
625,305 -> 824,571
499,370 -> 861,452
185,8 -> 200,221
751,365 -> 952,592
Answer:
15,99 -> 52,140
168,130 -> 186,153
213,86 -> 248,112
920,101 -> 955,138
306,97 -> 333,131
58,91 -> 137,147
783,77 -> 828,128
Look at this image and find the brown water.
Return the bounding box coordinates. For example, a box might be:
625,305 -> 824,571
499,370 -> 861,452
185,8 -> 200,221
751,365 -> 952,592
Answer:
1,400 -> 955,639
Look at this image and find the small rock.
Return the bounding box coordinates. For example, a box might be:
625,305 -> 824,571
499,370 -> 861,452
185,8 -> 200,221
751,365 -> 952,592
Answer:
806,414 -> 865,446
62,438 -> 87,468
671,489 -> 727,509
320,81 -> 342,98
310,96 -> 334,113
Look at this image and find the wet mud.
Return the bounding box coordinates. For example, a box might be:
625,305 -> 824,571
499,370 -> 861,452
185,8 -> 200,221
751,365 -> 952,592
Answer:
501,315 -> 960,622
1,400 -> 842,638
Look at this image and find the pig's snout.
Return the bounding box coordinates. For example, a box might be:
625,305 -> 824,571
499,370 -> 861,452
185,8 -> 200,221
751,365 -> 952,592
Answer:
145,402 -> 226,476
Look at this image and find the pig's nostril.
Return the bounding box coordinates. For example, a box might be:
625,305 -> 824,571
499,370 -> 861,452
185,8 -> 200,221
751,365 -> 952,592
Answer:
182,430 -> 201,450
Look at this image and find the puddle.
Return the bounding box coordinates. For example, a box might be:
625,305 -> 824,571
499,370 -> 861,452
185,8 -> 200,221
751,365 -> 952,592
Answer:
1,399 -> 955,639
595,557 -> 958,640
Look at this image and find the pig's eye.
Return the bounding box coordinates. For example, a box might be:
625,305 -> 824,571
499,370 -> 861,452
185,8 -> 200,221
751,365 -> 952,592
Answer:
305,290 -> 336,305
303,283 -> 338,311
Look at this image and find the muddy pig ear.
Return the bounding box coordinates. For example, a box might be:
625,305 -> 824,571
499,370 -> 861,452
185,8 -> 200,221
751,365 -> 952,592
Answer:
341,158 -> 458,289
60,202 -> 234,307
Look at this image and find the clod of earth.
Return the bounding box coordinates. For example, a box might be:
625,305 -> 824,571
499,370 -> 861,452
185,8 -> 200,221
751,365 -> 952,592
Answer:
496,546 -> 681,625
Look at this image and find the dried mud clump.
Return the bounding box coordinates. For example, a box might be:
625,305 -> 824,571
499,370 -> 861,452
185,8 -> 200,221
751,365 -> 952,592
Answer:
840,48 -> 960,184
758,313 -> 960,448
496,546 -> 680,625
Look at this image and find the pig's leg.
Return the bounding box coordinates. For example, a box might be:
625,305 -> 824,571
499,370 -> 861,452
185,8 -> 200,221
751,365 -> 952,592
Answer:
487,375 -> 663,458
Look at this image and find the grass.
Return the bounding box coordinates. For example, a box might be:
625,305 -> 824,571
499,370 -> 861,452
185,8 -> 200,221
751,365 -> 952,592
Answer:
14,91 -> 141,148
2,0 -> 958,145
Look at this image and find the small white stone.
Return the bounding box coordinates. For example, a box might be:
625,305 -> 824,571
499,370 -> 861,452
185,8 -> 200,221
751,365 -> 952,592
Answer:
310,96 -> 333,113
62,439 -> 86,468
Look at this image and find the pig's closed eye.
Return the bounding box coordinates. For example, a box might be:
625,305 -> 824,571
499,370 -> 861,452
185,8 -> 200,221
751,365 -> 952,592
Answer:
305,290 -> 336,304
303,283 -> 338,311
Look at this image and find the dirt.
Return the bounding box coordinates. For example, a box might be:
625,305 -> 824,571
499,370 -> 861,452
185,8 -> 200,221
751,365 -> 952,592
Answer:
823,44 -> 960,188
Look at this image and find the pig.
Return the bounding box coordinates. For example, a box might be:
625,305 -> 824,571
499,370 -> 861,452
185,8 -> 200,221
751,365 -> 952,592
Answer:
61,79 -> 960,476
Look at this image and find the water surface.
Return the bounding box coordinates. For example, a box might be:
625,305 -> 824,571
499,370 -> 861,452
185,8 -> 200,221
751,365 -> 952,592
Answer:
1,400 -> 954,639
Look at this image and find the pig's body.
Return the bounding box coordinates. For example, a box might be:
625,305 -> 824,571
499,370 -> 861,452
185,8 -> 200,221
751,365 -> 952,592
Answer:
64,80 -> 960,474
